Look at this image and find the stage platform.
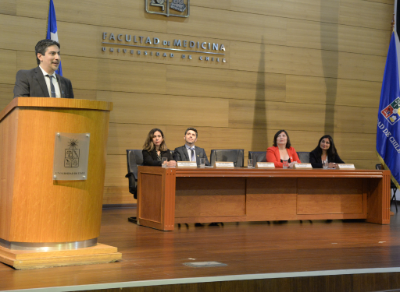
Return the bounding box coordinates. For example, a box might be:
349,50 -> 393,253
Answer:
2,206 -> 400,292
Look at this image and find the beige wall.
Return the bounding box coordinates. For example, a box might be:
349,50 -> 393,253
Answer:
0,0 -> 393,204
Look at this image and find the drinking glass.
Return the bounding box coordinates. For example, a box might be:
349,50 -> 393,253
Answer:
162,157 -> 168,168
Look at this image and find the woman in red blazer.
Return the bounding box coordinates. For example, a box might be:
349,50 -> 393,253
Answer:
266,130 -> 301,168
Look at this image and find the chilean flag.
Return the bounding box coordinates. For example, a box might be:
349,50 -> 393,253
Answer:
46,0 -> 62,76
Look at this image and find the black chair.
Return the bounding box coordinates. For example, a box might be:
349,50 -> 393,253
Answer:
376,164 -> 398,212
125,150 -> 143,223
125,149 -> 143,199
297,152 -> 310,163
248,151 -> 266,167
210,149 -> 244,167
126,149 -> 173,196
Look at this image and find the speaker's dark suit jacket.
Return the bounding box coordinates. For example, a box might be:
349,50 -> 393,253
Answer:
13,67 -> 74,99
173,145 -> 210,166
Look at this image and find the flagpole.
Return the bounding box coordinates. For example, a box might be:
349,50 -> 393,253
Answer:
46,0 -> 62,76
392,14 -> 395,34
46,0 -> 51,36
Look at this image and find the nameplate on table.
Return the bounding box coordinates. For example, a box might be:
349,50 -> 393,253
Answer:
214,161 -> 234,168
256,162 -> 275,169
177,161 -> 197,168
294,163 -> 312,169
336,164 -> 355,170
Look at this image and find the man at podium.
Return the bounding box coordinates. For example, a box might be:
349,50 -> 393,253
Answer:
13,39 -> 74,99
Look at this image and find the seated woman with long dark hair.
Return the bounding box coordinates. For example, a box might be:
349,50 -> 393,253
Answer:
310,135 -> 344,168
142,128 -> 176,167
266,129 -> 301,168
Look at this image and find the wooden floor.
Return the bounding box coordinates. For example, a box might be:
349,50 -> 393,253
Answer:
2,206 -> 400,292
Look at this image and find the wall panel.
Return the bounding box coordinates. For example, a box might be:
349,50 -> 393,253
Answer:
0,85 -> 14,109
229,0 -> 341,23
339,0 -> 392,30
97,91 -> 229,127
192,0 -> 232,10
334,132 -> 376,161
230,0 -> 392,29
103,186 -> 133,205
230,42 -> 386,81
166,65 -> 286,101
17,0 -> 167,33
286,76 -> 381,107
16,0 -> 47,19
0,1 -> 16,16
0,0 -> 393,204
369,0 -> 392,4
228,99 -> 326,131
334,106 -> 378,134
16,51 -> 40,76
0,15 -> 44,51
167,6 -> 288,45
105,155 -> 127,187
0,50 -> 17,85
286,19 -> 389,56
107,123 -> 161,155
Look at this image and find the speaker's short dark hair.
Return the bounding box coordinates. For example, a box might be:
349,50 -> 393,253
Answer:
35,39 -> 60,65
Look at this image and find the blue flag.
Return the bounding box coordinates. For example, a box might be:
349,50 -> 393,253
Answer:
46,0 -> 62,76
377,31 -> 400,188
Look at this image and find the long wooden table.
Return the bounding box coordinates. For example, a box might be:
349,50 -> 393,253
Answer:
137,166 -> 391,231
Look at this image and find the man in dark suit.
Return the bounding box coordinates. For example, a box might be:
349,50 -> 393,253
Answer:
13,39 -> 74,98
173,127 -> 210,166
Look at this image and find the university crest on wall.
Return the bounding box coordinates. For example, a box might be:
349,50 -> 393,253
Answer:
145,0 -> 190,17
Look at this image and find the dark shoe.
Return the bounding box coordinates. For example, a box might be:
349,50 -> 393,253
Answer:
177,223 -> 189,229
208,222 -> 222,227
128,217 -> 137,224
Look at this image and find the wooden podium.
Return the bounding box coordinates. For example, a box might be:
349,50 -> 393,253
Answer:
0,98 -> 121,269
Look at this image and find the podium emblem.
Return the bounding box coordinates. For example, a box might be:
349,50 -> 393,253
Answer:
381,97 -> 400,125
145,0 -> 190,17
65,140 -> 80,168
53,133 -> 90,181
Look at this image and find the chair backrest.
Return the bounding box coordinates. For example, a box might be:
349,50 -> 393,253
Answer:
297,152 -> 310,163
126,149 -> 143,180
126,149 -> 143,199
248,151 -> 266,166
375,164 -> 382,170
210,149 -> 244,167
